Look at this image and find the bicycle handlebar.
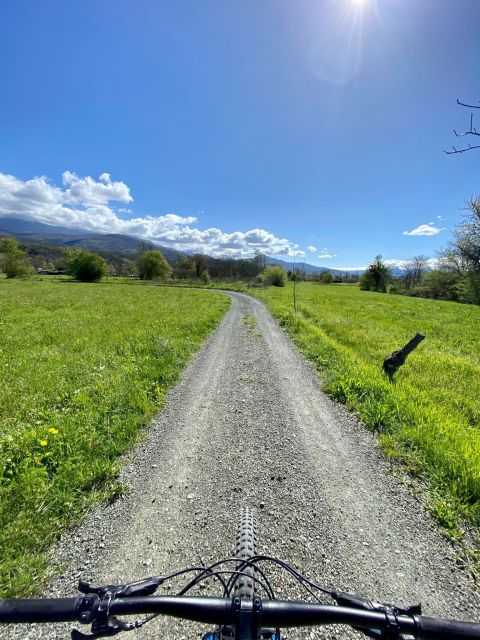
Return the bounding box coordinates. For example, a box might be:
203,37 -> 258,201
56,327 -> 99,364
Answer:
1,595 -> 480,639
0,597 -> 85,623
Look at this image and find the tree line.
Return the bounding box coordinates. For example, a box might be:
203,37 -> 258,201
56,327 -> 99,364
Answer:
360,197 -> 480,305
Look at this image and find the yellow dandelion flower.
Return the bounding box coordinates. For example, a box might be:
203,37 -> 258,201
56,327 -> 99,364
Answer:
39,439 -> 48,447
48,428 -> 59,435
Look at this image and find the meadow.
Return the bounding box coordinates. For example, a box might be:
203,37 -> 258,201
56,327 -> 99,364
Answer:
251,283 -> 480,539
0,278 -> 229,596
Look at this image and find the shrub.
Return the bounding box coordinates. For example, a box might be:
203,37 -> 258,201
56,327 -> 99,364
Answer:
321,272 -> 334,284
360,255 -> 391,292
137,250 -> 172,280
68,249 -> 107,282
261,265 -> 287,287
0,237 -> 33,279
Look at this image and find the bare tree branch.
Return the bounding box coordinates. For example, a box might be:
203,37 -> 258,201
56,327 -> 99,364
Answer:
453,113 -> 480,138
457,98 -> 480,109
445,143 -> 480,155
445,101 -> 480,153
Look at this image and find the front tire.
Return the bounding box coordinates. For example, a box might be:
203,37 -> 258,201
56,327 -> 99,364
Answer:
234,507 -> 256,599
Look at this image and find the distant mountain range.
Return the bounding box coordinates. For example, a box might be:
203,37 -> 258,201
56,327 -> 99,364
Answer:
0,218 -> 184,264
265,256 -> 363,276
0,217 -> 363,274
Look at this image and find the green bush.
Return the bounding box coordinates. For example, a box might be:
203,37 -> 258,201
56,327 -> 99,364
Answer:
262,265 -> 287,287
137,250 -> 172,280
0,237 -> 33,279
68,249 -> 107,282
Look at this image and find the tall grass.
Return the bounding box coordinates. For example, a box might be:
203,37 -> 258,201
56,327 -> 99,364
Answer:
251,283 -> 480,535
0,279 -> 229,596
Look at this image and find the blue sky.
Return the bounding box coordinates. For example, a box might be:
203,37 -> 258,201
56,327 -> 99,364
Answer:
0,0 -> 479,268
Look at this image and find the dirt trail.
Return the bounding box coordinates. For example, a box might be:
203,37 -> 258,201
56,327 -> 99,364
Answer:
5,292 -> 479,639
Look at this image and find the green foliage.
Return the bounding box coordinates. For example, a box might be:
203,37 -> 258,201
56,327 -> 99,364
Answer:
321,272 -> 334,284
457,271 -> 480,304
137,250 -> 172,280
261,265 -> 287,287
360,254 -> 391,292
419,268 -> 459,300
251,282 -> 480,532
401,197 -> 480,305
0,280 -> 229,596
68,249 -> 107,282
0,237 -> 33,279
201,269 -> 211,285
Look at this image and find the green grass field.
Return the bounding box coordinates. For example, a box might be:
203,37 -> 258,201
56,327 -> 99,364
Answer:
0,279 -> 229,596
251,283 -> 480,538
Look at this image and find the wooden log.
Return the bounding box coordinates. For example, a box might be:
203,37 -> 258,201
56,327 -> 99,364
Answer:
383,333 -> 425,380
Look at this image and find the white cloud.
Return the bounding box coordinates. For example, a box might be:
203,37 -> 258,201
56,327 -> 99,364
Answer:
330,257 -> 438,272
307,245 -> 317,253
437,215 -> 443,220
318,253 -> 336,259
331,265 -> 367,271
403,223 -> 445,236
384,258 -> 438,269
62,171 -> 133,205
0,171 -> 299,258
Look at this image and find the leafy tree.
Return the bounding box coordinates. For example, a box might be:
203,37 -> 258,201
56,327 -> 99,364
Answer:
68,249 -> 107,282
420,269 -> 459,300
360,255 -> 391,292
137,250 -> 172,280
321,272 -> 334,284
439,197 -> 480,304
261,265 -> 287,287
193,253 -> 208,278
0,237 -> 33,278
454,197 -> 480,273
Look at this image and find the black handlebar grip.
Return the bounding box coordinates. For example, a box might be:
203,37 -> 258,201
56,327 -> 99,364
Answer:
417,616 -> 480,639
0,597 -> 83,623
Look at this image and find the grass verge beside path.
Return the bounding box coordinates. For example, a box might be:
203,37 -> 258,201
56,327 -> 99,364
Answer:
250,283 -> 480,542
0,279 -> 229,596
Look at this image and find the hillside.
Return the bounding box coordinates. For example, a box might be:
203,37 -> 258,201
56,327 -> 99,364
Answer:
0,218 -> 183,263
0,217 -> 352,275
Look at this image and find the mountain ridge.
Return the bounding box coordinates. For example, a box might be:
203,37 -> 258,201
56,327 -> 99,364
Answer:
0,217 -> 361,274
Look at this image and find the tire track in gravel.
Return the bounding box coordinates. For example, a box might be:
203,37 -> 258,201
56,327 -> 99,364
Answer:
5,291 -> 479,639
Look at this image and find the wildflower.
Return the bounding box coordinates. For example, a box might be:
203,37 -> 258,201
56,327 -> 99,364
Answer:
34,456 -> 40,464
39,439 -> 48,447
48,428 -> 59,435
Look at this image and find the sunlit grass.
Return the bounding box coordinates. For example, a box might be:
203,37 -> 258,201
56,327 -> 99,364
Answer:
0,279 -> 229,596
251,283 -> 480,533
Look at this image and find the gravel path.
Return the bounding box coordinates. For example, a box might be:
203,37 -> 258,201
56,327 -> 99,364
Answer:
4,291 -> 479,639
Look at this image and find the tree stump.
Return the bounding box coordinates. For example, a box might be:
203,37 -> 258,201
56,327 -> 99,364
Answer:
383,333 -> 425,380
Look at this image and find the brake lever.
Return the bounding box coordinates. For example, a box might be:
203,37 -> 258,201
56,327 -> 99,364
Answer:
78,577 -> 163,598
74,580 -> 158,639
71,616 -> 128,639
